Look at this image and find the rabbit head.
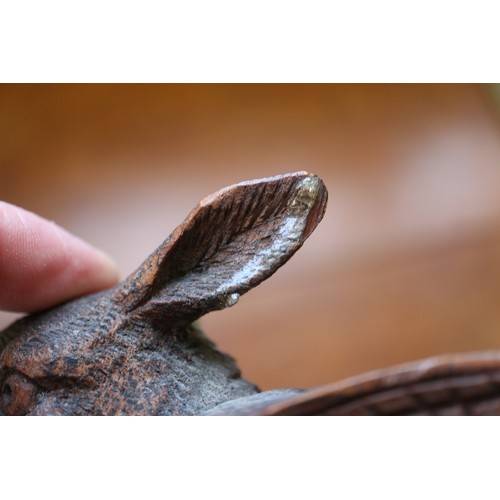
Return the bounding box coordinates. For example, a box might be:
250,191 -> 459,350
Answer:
0,172 -> 327,415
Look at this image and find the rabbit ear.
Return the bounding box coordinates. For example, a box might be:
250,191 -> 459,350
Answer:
261,352 -> 500,416
116,172 -> 327,327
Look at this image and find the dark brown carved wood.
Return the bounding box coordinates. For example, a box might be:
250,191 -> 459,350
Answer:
0,172 -> 327,415
2,171 -> 499,416
261,352 -> 500,416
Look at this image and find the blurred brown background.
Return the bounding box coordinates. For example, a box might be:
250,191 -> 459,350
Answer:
1,84 -> 500,391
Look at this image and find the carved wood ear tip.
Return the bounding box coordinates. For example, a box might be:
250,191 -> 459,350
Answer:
198,171 -> 327,210
291,174 -> 326,203
290,174 -> 328,236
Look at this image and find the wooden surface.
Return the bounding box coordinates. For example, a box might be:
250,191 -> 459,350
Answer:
1,84 -> 500,391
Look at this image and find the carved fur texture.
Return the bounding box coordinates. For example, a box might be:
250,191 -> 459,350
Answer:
5,172 -> 497,416
0,172 -> 327,415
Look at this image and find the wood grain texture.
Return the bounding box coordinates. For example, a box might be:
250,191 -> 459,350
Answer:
0,172 -> 326,415
1,84 -> 500,391
262,352 -> 500,415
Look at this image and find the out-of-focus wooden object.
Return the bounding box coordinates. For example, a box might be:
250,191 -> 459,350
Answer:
1,84 -> 500,390
264,351 -> 500,416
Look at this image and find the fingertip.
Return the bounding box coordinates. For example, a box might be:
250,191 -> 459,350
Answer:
0,202 -> 121,312
83,248 -> 121,291
35,217 -> 122,307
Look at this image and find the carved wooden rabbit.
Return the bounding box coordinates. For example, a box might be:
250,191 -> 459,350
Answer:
1,172 -> 500,416
0,172 -> 326,415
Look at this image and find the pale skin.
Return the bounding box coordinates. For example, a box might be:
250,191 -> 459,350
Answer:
0,201 -> 119,312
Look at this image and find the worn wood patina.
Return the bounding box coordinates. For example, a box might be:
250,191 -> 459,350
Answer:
260,351 -> 500,416
0,172 -> 327,415
2,172 -> 500,416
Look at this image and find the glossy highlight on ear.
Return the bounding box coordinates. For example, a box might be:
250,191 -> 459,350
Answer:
116,172 -> 328,326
